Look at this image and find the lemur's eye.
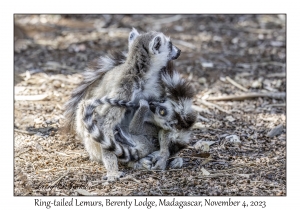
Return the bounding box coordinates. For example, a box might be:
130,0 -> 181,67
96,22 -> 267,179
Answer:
159,99 -> 165,103
159,108 -> 166,116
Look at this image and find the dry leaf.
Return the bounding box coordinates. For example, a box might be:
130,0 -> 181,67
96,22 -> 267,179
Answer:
201,155 -> 213,165
237,174 -> 251,178
76,189 -> 93,196
266,124 -> 283,137
201,167 -> 210,176
192,122 -> 206,130
225,116 -> 236,122
193,140 -> 216,151
225,135 -> 241,144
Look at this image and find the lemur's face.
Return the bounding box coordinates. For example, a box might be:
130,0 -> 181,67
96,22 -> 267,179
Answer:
128,28 -> 181,70
149,97 -> 196,131
149,34 -> 181,61
149,100 -> 177,131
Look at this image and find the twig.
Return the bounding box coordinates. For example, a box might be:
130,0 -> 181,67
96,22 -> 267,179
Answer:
198,115 -> 210,122
91,175 -> 141,185
196,173 -> 233,179
55,152 -> 71,157
207,92 -> 286,101
265,72 -> 286,78
157,187 -> 163,195
198,99 -> 231,114
214,167 -> 242,173
49,172 -> 69,187
256,62 -> 286,68
15,148 -> 31,157
121,175 -> 141,184
15,94 -> 48,101
264,103 -> 286,108
192,105 -> 212,115
225,76 -> 248,92
180,156 -> 209,160
14,128 -> 36,135
242,28 -> 275,34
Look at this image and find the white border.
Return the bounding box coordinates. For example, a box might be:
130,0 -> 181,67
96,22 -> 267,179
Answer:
3,0 -> 295,209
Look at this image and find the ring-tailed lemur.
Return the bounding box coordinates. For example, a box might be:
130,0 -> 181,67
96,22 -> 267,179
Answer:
63,28 -> 181,181
82,62 -> 197,171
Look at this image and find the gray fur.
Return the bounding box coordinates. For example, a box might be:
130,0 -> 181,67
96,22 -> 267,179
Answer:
84,67 -> 197,170
123,68 -> 197,170
72,29 -> 181,181
63,51 -> 126,133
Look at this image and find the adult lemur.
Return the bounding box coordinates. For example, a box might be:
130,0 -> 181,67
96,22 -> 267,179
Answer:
83,61 -> 197,173
63,28 -> 181,181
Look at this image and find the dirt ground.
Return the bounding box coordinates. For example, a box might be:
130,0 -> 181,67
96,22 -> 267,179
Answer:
14,14 -> 286,196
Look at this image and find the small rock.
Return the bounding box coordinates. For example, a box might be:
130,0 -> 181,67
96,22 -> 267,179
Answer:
251,80 -> 262,88
266,124 -> 284,137
219,76 -> 226,82
35,142 -> 43,151
258,34 -> 264,40
34,117 -> 44,124
275,80 -> 282,88
201,62 -> 214,68
201,167 -> 210,176
213,36 -> 222,42
231,37 -> 239,44
53,80 -> 61,88
225,135 -> 241,144
225,116 -> 236,122
198,77 -> 207,84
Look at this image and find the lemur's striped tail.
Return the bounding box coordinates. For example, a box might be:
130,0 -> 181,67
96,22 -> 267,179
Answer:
82,96 -> 139,161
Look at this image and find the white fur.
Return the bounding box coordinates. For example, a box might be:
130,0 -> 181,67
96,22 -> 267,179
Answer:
128,28 -> 139,48
99,56 -> 116,71
162,71 -> 182,88
131,35 -> 171,101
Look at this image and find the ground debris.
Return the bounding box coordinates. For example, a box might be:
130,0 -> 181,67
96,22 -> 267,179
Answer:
266,124 -> 284,138
76,189 -> 94,196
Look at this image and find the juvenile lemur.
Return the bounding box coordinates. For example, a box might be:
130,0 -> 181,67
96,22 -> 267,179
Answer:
63,28 -> 181,181
83,61 -> 197,171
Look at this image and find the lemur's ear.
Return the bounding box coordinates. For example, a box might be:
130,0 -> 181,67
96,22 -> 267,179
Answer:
149,35 -> 162,54
128,28 -> 139,48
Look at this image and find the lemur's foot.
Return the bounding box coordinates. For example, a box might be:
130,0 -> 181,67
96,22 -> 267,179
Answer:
102,171 -> 125,182
151,155 -> 168,170
129,157 -> 152,170
168,157 -> 183,169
